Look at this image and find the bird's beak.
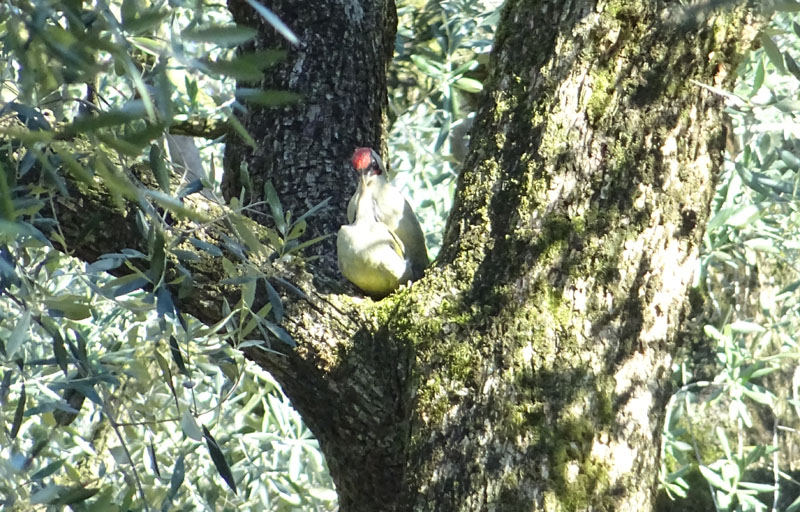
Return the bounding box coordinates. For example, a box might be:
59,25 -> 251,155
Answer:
358,168 -> 368,189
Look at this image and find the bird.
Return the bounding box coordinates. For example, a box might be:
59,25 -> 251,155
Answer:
346,147 -> 429,280
337,147 -> 429,296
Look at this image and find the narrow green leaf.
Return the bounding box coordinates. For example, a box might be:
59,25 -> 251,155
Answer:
235,88 -> 301,107
241,277 -> 256,309
411,54 -> 444,76
0,161 -> 16,221
729,321 -> 765,334
177,179 -> 203,198
94,158 -> 140,202
748,367 -> 778,379
202,52 -> 285,81
172,249 -> 201,262
154,349 -> 171,380
8,310 -> 30,358
150,144 -> 171,194
148,440 -> 161,477
742,386 -> 774,406
203,58 -> 264,81
130,36 -> 168,55
698,465 -> 731,491
286,219 -> 306,241
10,383 -> 25,439
775,98 -> 800,113
786,52 -> 800,80
230,50 -> 286,69
52,330 -> 69,375
264,280 -> 283,323
182,25 -> 257,46
295,196 -> 330,224
725,204 -> 760,227
242,0 -> 299,44
230,214 -> 265,255
781,149 -> 800,169
273,277 -> 307,299
51,486 -> 99,505
189,237 -> 223,257
144,190 -> 208,222
156,286 -> 175,318
263,321 -> 295,347
744,445 -> 767,467
169,336 -> 187,375
752,58 -> 765,94
31,460 -> 64,480
86,257 -> 124,273
744,238 -> 778,253
121,9 -> 168,35
453,76 -> 483,93
227,113 -> 258,149
283,234 -> 333,255
108,275 -> 150,297
264,181 -> 285,235
760,34 -> 786,74
180,410 -> 203,441
202,425 -> 237,494
170,454 -> 186,495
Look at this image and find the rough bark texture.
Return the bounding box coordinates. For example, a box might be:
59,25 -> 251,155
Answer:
40,0 -> 760,511
410,1 -> 756,508
223,0 -> 397,272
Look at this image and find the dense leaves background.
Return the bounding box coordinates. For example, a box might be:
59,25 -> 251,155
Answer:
2,0 -> 800,510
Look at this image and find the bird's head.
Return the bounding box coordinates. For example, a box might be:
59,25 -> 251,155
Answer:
351,147 -> 387,185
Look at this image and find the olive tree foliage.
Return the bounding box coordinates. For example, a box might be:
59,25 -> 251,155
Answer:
3,0 -> 798,510
658,7 -> 800,512
388,0 -> 499,256
0,0 -> 337,509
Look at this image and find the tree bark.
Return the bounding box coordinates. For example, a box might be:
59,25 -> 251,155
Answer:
41,0 -> 759,510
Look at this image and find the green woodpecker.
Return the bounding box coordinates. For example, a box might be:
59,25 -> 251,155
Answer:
337,147 -> 429,296
346,148 -> 429,279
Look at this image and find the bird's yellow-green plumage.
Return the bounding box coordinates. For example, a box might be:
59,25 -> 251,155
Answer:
337,168 -> 412,297
345,148 -> 429,281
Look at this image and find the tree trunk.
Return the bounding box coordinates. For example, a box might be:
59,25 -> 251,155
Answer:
43,0 -> 759,510
219,1 -> 756,509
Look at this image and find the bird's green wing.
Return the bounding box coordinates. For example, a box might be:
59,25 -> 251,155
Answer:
386,227 -> 406,259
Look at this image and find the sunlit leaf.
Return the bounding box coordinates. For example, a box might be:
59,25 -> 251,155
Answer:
7,310 -> 31,358
242,0 -> 299,44
453,76 -> 483,93
725,204 -> 760,227
182,25 -> 257,46
729,321 -> 765,334
760,33 -> 785,73
44,295 -> 91,320
181,410 -> 203,441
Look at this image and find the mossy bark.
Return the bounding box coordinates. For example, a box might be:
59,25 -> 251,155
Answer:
398,2 -> 757,510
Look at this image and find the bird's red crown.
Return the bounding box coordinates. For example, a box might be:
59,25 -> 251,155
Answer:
351,147 -> 373,171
